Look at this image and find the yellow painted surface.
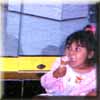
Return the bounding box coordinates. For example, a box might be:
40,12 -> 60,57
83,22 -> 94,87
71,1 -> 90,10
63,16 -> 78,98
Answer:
0,56 -> 57,71
0,57 -> 19,71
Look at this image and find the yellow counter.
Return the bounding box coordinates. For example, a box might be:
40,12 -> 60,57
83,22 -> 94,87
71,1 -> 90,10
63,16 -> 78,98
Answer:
0,56 -> 57,71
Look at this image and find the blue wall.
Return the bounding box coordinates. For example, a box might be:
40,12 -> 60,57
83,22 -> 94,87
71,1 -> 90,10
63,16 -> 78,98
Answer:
3,3 -> 89,56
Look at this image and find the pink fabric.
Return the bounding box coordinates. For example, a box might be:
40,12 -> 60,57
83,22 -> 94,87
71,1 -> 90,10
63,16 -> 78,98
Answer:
40,57 -> 96,96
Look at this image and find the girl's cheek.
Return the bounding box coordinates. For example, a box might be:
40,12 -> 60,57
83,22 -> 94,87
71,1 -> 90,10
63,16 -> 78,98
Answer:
77,52 -> 87,62
64,49 -> 69,56
76,53 -> 83,60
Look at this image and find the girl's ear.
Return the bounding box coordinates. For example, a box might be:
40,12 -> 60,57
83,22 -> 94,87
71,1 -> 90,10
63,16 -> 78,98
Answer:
88,51 -> 94,59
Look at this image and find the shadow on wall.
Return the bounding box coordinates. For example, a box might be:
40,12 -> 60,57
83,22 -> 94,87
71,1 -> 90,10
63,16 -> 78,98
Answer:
59,40 -> 66,55
2,34 -> 23,56
41,45 -> 61,55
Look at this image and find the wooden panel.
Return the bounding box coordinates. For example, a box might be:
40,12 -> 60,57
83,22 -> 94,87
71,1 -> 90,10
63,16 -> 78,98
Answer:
1,71 -> 46,80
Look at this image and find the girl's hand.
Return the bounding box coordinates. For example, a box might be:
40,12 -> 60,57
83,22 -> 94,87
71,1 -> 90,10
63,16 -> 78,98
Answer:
53,66 -> 67,78
53,56 -> 69,78
60,56 -> 69,65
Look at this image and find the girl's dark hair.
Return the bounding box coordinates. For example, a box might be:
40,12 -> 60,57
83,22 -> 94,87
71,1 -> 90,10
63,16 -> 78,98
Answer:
84,24 -> 93,30
65,30 -> 97,66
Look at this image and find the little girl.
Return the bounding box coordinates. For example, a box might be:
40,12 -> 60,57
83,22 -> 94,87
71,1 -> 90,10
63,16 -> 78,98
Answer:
40,30 -> 97,96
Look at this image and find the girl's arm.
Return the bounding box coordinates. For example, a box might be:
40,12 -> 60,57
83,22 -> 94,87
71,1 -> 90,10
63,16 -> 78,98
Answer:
41,71 -> 62,93
40,58 -> 62,92
40,56 -> 69,93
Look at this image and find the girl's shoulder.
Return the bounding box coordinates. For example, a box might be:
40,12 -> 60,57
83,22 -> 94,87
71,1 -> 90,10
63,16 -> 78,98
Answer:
90,66 -> 96,74
83,66 -> 96,79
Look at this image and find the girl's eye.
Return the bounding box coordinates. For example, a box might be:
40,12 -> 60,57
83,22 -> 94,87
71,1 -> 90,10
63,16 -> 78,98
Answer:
75,47 -> 81,51
66,45 -> 69,48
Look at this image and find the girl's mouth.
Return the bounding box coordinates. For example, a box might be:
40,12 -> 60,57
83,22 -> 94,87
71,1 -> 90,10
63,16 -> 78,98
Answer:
69,57 -> 76,62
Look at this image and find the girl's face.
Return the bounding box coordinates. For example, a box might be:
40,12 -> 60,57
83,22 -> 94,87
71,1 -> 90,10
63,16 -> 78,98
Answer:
65,42 -> 93,69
